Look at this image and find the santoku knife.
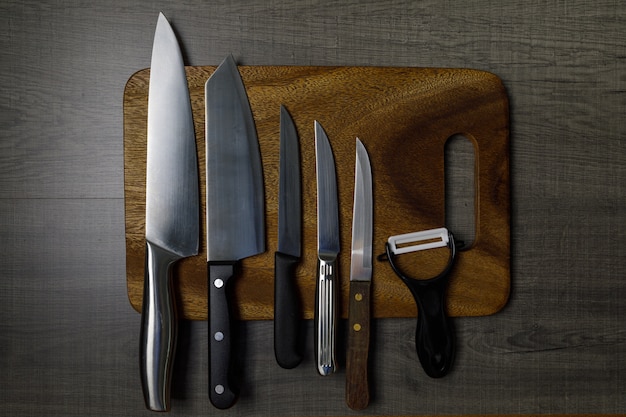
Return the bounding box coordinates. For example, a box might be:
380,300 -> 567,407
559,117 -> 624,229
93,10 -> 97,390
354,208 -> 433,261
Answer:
346,139 -> 373,410
314,121 -> 339,376
140,12 -> 199,412
274,105 -> 303,369
205,55 -> 265,409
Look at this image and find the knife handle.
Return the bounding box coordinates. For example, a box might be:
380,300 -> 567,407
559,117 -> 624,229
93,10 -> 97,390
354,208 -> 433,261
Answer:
274,251 -> 303,369
315,257 -> 338,376
140,241 -> 179,411
412,278 -> 455,378
208,262 -> 238,409
346,280 -> 371,410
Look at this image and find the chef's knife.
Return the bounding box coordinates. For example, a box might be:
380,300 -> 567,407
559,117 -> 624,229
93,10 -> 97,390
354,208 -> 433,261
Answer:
314,121 -> 339,376
205,55 -> 265,409
140,12 -> 199,412
346,139 -> 373,410
274,105 -> 303,369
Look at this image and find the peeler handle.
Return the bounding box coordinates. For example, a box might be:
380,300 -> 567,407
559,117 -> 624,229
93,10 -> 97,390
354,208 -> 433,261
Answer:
411,279 -> 455,378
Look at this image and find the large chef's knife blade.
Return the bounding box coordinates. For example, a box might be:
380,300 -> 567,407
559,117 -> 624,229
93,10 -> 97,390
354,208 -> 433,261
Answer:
314,121 -> 339,376
205,55 -> 265,409
346,139 -> 373,410
140,12 -> 199,412
274,105 -> 303,369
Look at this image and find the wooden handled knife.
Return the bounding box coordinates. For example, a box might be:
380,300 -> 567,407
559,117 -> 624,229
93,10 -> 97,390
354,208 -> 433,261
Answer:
346,139 -> 373,410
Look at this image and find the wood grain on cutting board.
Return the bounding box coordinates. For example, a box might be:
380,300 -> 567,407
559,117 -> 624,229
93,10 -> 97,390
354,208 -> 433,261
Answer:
124,65 -> 510,320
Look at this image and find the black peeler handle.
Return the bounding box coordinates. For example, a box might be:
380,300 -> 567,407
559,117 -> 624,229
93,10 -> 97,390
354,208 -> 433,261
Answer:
385,235 -> 456,378
406,275 -> 455,378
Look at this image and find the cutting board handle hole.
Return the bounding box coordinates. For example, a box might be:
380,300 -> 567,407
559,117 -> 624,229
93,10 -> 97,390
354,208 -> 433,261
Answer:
444,134 -> 476,249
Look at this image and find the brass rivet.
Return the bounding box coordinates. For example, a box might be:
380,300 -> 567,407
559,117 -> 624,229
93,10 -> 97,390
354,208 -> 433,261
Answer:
353,323 -> 361,332
355,293 -> 363,301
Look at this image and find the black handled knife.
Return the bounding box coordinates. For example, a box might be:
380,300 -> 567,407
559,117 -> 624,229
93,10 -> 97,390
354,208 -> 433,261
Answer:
274,105 -> 303,369
205,55 -> 265,409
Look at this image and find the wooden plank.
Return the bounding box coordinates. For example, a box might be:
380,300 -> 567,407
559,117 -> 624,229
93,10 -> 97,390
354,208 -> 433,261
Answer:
124,65 -> 510,320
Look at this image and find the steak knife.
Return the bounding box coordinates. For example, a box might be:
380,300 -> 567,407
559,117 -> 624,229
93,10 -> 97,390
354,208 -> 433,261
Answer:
314,121 -> 339,376
205,55 -> 265,409
140,12 -> 199,412
274,105 -> 303,369
346,139 -> 373,410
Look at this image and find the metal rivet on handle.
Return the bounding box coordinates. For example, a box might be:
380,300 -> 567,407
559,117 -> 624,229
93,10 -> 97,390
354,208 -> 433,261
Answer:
214,278 -> 224,288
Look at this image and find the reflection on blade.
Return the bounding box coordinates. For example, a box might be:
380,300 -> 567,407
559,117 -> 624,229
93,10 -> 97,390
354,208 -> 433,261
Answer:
350,138 -> 373,282
205,55 -> 265,262
315,121 -> 339,257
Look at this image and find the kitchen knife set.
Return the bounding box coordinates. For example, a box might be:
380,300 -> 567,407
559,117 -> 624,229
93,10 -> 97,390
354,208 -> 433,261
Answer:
140,13 -> 457,412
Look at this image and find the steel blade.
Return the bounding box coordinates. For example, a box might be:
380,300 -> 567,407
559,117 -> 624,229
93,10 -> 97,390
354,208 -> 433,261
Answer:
350,138 -> 373,282
315,121 -> 339,258
205,55 -> 265,261
145,12 -> 199,257
277,105 -> 301,258
141,13 -> 198,411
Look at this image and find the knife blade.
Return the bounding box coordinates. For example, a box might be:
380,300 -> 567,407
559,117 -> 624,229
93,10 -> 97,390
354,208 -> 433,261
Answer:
314,120 -> 339,376
140,12 -> 199,412
346,138 -> 373,410
205,55 -> 265,409
274,105 -> 303,369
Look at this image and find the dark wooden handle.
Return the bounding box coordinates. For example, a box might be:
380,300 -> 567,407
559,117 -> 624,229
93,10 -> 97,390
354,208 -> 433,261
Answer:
346,280 -> 371,410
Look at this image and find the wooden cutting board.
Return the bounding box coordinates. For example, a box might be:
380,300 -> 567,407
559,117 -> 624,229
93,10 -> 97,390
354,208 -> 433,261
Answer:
124,65 -> 510,321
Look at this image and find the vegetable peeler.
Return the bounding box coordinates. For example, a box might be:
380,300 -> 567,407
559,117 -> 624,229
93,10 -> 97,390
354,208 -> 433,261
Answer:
384,227 -> 457,378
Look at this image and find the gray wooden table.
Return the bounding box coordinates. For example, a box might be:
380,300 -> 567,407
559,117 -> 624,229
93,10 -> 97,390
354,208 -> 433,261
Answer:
1,1 -> 624,415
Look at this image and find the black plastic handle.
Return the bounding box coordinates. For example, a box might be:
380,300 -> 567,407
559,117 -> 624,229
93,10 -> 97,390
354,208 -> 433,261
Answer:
406,278 -> 455,378
208,262 -> 238,409
274,251 -> 303,369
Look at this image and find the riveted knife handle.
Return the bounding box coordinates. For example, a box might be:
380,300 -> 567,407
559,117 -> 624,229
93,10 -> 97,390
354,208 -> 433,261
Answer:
315,257 -> 338,376
346,280 -> 371,410
274,251 -> 303,369
413,279 -> 455,378
140,241 -> 179,411
208,262 -> 238,409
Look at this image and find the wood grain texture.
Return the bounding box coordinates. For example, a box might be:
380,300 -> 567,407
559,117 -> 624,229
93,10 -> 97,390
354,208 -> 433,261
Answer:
346,280 -> 372,410
2,0 -> 625,415
124,65 -> 510,320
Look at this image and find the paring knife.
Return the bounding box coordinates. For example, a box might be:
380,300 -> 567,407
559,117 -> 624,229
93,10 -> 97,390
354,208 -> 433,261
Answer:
314,121 -> 339,376
274,105 -> 303,369
346,139 -> 373,410
140,12 -> 199,412
205,55 -> 265,409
